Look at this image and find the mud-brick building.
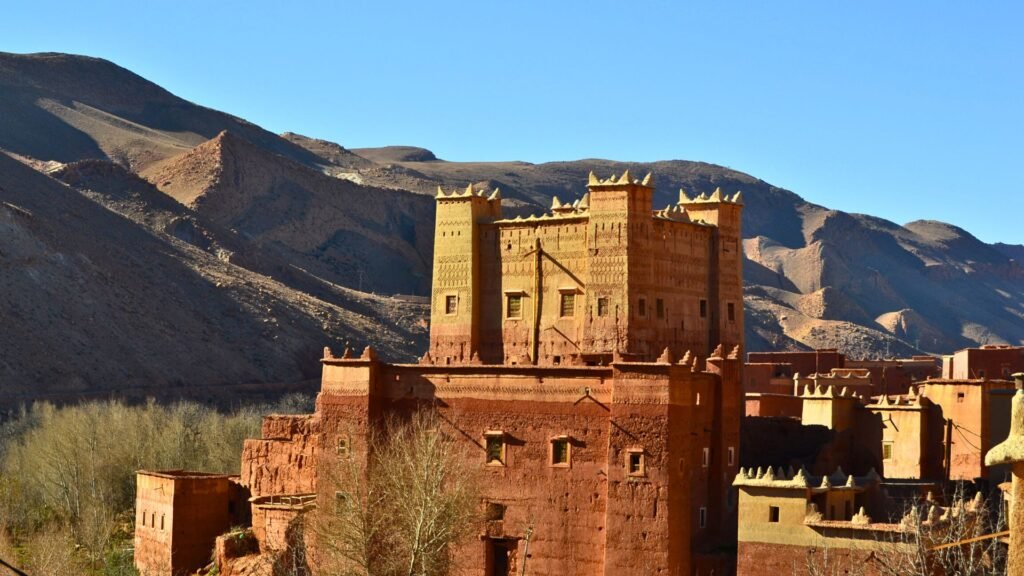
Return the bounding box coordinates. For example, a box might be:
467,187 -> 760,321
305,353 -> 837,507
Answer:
133,471 -> 249,576
134,172 -> 747,576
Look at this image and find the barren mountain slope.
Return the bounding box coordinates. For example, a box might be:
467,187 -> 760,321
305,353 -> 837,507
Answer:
0,52 -> 323,170
0,151 -> 425,406
141,131 -> 436,295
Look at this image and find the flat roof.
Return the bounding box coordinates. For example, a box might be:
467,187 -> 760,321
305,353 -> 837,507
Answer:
137,469 -> 234,480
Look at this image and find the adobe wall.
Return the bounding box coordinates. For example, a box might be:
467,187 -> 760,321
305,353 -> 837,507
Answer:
240,414 -> 319,498
135,473 -> 174,576
747,350 -> 844,377
871,405 -> 929,480
170,474 -> 234,574
134,471 -> 235,576
737,541 -> 884,576
922,380 -> 1014,481
947,346 -> 1024,380
737,487 -> 907,576
316,356 -> 736,576
742,362 -> 793,394
745,393 -> 802,418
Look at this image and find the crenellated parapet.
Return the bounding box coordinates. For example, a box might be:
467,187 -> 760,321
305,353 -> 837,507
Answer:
678,187 -> 744,206
733,465 -> 881,493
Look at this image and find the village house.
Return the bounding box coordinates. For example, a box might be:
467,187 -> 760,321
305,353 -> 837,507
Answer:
735,351 -> 1019,574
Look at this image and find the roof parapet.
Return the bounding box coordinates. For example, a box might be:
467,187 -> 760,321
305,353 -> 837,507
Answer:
733,466 -> 881,492
587,170 -> 655,188
677,187 -> 744,206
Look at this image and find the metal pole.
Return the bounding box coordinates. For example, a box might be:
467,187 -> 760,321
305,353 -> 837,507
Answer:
519,524 -> 534,576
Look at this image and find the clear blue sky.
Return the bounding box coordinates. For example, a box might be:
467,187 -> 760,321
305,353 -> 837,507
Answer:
5,1 -> 1022,243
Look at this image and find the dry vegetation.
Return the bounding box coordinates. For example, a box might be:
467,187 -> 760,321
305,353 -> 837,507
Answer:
315,411 -> 483,576
806,484 -> 1008,576
0,395 -> 312,575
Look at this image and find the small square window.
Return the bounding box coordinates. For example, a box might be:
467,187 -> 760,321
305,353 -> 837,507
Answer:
560,293 -> 575,317
768,506 -> 780,523
883,441 -> 893,460
957,392 -> 966,403
700,299 -> 708,318
656,298 -> 664,319
337,435 -> 351,458
627,450 -> 645,476
702,447 -> 710,467
445,295 -> 458,314
727,302 -> 735,322
699,507 -> 707,529
551,437 -> 570,466
506,295 -> 522,319
597,297 -> 610,317
727,447 -> 735,466
485,433 -> 506,466
485,502 -> 506,521
638,298 -> 647,317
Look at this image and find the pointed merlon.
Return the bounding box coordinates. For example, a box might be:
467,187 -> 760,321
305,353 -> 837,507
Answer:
641,172 -> 653,186
711,343 -> 724,358
658,347 -> 673,364
710,187 -> 723,201
588,171 -> 599,186
619,169 -> 631,184
679,189 -> 692,204
488,188 -> 502,201
464,184 -> 475,196
552,196 -> 563,209
732,191 -> 744,204
436,186 -> 447,198
578,192 -> 590,210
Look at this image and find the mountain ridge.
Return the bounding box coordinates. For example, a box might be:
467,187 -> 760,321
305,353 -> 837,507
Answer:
2,52 -> 1023,406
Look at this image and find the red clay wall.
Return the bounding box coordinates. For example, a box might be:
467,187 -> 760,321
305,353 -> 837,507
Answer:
738,541 -> 880,576
134,472 -> 234,576
747,350 -> 844,377
314,358 -> 737,576
745,393 -> 803,418
135,474 -> 174,576
947,346 -> 1024,380
241,414 -> 319,498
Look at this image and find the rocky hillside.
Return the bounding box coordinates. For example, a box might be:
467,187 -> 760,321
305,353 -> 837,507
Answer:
1,50 -> 1023,407
0,149 -> 426,407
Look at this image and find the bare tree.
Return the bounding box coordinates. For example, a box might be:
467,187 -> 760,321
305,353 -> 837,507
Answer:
804,542 -> 868,576
870,485 -> 1007,576
316,410 -> 482,576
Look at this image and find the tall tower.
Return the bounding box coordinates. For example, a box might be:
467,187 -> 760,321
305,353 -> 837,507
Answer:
428,185 -> 501,364
680,189 -> 744,352
582,170 -> 654,359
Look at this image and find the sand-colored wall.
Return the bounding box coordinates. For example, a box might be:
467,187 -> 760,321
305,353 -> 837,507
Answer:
429,178 -> 743,366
